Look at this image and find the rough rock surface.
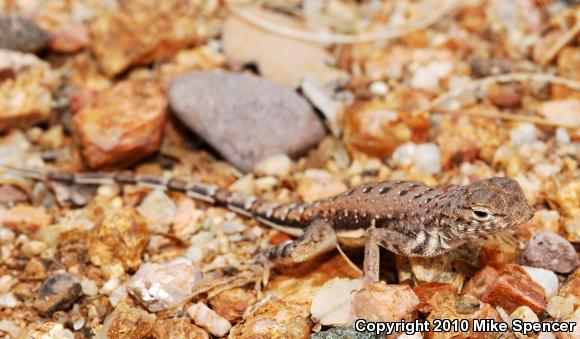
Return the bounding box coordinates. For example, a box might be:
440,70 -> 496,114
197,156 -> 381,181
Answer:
169,71 -> 326,172
352,282 -> 419,323
73,79 -> 167,169
0,15 -> 50,53
96,303 -> 156,338
34,273 -> 82,316
521,232 -> 579,274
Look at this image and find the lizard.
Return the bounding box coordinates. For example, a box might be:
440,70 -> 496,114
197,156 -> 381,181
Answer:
2,166 -> 534,284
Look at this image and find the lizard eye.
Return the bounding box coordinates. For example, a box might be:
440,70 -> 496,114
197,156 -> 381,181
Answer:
472,209 -> 490,219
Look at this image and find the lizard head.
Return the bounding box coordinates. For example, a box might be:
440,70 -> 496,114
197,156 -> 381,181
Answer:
454,177 -> 534,239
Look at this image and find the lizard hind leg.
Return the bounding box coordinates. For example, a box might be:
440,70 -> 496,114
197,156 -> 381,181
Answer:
262,218 -> 338,267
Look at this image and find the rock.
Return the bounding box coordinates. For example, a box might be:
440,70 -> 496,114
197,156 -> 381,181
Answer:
188,302 -> 231,337
545,178 -> 580,242
88,208 -> 149,274
128,258 -> 202,312
479,234 -> 520,268
557,308 -> 580,339
510,123 -> 539,147
34,273 -> 82,316
49,23 -> 90,53
425,296 -> 501,339
547,295 -> 575,319
509,306 -> 539,323
208,287 -> 257,323
222,9 -> 348,89
80,278 -> 98,297
515,210 -> 560,241
487,83 -> 522,109
0,50 -> 55,132
311,326 -> 385,339
0,184 -> 28,204
410,60 -> 453,91
96,303 -> 156,339
169,71 -> 325,172
0,15 -> 50,52
412,282 -> 458,314
228,297 -> 311,339
521,232 -> 578,274
352,282 -> 419,323
22,322 -> 74,339
152,318 -> 209,339
137,190 -> 177,233
391,142 -> 441,174
254,154 -> 293,177
0,204 -> 51,235
73,79 -> 167,169
464,264 -> 546,314
342,99 -> 430,159
311,278 -> 363,326
171,199 -> 204,241
522,266 -> 559,298
296,169 -> 348,202
0,292 -> 18,308
539,99 -> 580,126
89,0 -> 199,76
469,57 -> 512,78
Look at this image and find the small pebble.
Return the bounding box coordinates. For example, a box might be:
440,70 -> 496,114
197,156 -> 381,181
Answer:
510,123 -> 539,147
187,302 -> 232,337
0,15 -> 50,52
522,266 -> 559,298
509,306 -> 539,323
34,273 -> 82,316
137,190 -> 177,233
547,296 -> 575,319
80,278 -> 98,296
311,278 -> 363,326
555,128 -> 570,143
0,227 -> 15,244
254,154 -> 292,177
220,221 -> 246,234
0,292 -> 19,308
521,232 -> 579,274
392,142 -> 441,174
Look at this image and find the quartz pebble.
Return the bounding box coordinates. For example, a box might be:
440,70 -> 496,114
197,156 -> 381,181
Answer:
209,287 -> 257,323
510,306 -> 539,323
169,70 -> 325,172
522,266 -> 559,298
254,154 -> 293,177
311,278 -> 363,326
23,322 -> 74,339
0,292 -> 19,308
34,273 -> 82,316
137,190 -> 177,233
547,295 -> 575,319
521,232 -> 578,274
128,258 -> 202,312
392,142 -> 441,174
187,302 -> 232,337
510,123 -> 539,147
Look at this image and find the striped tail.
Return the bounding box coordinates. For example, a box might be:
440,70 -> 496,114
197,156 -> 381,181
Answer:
0,165 -> 306,236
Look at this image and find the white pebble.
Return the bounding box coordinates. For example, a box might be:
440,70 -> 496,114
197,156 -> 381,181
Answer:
0,227 -> 15,244
547,295 -> 575,319
0,292 -> 19,308
73,317 -> 85,331
509,306 -> 538,323
109,284 -> 127,307
510,123 -> 539,147
137,190 -> 177,233
370,81 -> 389,95
522,266 -> 558,298
555,128 -> 570,143
392,142 -> 441,174
311,278 -> 363,326
81,278 -> 98,296
188,302 -> 232,337
254,154 -> 292,177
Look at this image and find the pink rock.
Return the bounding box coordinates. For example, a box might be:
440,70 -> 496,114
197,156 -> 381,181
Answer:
352,282 -> 419,322
187,302 -> 232,337
50,23 -> 90,53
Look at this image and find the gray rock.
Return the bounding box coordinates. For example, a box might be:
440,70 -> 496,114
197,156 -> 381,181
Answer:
34,273 -> 82,315
0,15 -> 50,53
169,71 -> 326,172
310,326 -> 385,339
520,232 -> 579,274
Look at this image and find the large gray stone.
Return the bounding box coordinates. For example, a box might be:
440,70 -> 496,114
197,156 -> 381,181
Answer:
168,71 -> 326,172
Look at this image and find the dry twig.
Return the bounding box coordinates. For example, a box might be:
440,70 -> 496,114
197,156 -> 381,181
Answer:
422,73 -> 580,128
227,0 -> 461,44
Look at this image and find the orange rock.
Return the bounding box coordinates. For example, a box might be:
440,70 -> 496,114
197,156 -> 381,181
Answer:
152,318 -> 208,339
87,208 -> 149,273
487,83 -> 522,109
425,296 -> 502,339
343,98 -> 430,159
209,287 -> 257,323
49,23 -> 90,53
413,282 -> 458,314
0,204 -> 52,235
73,79 -> 167,169
478,235 -> 520,268
352,282 -> 419,322
465,264 -> 547,314
229,298 -> 311,339
69,88 -> 99,113
89,0 -> 200,76
97,303 -> 156,338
